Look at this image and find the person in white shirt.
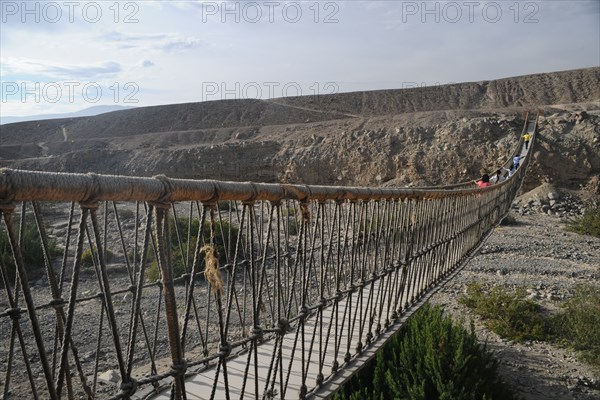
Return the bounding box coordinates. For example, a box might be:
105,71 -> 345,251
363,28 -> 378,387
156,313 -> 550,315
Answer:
491,169 -> 506,184
504,164 -> 516,177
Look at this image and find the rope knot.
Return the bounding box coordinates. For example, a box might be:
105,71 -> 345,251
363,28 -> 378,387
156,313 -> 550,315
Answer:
119,378 -> 138,398
316,372 -> 324,386
299,384 -> 308,399
152,175 -> 174,204
5,307 -> 21,320
252,327 -> 263,340
219,342 -> 232,358
170,361 -> 187,377
81,172 -> 101,206
355,341 -> 363,353
319,297 -> 327,309
277,318 -> 290,334
49,297 -> 65,309
332,360 -> 339,373
298,306 -> 309,321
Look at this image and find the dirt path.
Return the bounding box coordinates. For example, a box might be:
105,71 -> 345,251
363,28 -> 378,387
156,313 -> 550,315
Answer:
428,212 -> 600,400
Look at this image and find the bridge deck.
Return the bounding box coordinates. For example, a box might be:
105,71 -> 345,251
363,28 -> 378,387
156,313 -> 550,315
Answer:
153,278 -> 393,399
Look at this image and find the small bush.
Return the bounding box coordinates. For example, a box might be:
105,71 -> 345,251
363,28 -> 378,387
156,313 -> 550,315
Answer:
334,304 -> 517,400
80,247 -> 95,268
565,204 -> 600,238
550,285 -> 600,367
0,217 -> 60,284
145,243 -> 189,283
459,282 -> 549,342
80,247 -> 116,268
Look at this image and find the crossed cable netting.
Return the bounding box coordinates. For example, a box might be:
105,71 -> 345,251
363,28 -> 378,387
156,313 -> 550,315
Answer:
0,115 -> 536,400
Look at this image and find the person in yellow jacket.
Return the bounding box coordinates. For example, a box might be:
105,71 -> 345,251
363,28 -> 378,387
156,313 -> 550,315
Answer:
522,133 -> 532,150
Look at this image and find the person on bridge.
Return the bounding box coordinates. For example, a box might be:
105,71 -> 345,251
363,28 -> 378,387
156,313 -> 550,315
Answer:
513,155 -> 521,169
523,132 -> 532,150
475,174 -> 492,188
491,169 -> 505,184
504,164 -> 516,178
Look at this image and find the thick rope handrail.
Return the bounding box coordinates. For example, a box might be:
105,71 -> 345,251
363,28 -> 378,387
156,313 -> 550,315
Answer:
1,168 -> 508,204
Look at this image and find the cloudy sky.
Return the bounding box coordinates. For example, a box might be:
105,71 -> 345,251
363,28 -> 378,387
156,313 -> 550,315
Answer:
1,0 -> 599,117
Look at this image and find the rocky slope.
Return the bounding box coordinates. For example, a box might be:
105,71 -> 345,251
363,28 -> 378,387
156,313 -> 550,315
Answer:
1,67 -> 599,192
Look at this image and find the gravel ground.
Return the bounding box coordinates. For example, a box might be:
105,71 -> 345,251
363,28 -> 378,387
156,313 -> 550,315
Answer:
428,211 -> 600,400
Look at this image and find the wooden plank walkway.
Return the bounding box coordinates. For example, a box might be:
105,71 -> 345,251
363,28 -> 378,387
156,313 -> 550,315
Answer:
153,277 -> 395,400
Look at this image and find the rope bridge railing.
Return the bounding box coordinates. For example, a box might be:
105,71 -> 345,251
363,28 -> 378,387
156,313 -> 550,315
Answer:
0,117 -> 535,400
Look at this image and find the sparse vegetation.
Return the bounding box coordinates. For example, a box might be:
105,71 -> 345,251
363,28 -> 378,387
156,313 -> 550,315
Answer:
333,304 -> 517,400
565,204 -> 600,238
550,285 -> 600,368
461,282 -> 600,369
0,216 -> 60,285
80,246 -> 115,268
459,282 -> 549,342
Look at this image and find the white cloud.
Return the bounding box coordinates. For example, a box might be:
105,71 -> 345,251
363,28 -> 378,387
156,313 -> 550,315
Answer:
1,58 -> 122,80
0,0 -> 597,117
98,31 -> 204,52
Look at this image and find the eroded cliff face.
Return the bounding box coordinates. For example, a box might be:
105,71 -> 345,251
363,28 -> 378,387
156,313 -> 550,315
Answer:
527,110 -> 600,193
1,68 -> 599,193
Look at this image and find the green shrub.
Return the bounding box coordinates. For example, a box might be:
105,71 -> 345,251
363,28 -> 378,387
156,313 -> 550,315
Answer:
146,242 -> 189,283
459,283 -> 549,342
550,285 -> 600,367
80,247 -> 95,268
80,246 -> 115,268
565,204 -> 600,238
0,217 -> 60,285
334,304 -> 517,400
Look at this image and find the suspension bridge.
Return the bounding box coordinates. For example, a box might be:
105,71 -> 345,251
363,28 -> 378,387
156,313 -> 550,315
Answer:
0,113 -> 537,399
